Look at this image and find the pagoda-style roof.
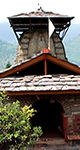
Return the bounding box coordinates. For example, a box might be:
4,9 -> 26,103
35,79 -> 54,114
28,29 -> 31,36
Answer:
8,7 -> 74,34
9,7 -> 73,19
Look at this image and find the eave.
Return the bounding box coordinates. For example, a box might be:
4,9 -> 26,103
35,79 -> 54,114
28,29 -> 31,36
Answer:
6,90 -> 80,96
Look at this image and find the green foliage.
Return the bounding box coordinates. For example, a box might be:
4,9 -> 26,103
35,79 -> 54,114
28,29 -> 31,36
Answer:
5,61 -> 11,69
0,91 -> 43,150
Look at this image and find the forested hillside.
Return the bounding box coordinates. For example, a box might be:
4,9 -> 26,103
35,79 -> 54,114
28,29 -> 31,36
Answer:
0,40 -> 16,70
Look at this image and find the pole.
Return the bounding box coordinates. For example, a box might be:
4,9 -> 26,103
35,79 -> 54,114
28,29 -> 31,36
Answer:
48,18 -> 50,50
44,54 -> 47,75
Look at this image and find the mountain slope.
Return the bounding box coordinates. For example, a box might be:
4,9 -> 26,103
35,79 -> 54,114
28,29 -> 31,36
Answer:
64,34 -> 80,66
0,40 -> 16,70
0,22 -> 17,44
64,24 -> 80,42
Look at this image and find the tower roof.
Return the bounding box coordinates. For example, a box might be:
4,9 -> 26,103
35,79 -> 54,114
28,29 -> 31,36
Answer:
8,7 -> 74,19
8,7 -> 74,39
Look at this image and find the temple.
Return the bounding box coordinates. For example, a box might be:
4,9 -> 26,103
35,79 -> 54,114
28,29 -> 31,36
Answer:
0,7 -> 80,144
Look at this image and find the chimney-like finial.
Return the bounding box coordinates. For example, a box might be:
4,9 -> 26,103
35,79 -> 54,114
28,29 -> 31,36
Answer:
37,3 -> 43,12
38,3 -> 40,7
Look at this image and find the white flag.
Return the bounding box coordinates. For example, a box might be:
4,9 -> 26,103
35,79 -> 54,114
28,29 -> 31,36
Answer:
49,19 -> 55,38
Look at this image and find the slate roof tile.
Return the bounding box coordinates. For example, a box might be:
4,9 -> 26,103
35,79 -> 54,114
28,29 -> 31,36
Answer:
0,74 -> 80,92
9,7 -> 68,18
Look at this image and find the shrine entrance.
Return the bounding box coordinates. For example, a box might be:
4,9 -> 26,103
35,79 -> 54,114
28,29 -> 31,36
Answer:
32,99 -> 64,138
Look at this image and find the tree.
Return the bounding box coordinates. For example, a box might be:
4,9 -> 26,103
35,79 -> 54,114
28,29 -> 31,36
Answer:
0,91 -> 42,150
5,61 -> 11,69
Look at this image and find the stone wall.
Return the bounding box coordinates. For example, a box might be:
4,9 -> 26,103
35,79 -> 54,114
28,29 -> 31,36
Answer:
52,94 -> 80,136
15,30 -> 67,63
9,93 -> 80,137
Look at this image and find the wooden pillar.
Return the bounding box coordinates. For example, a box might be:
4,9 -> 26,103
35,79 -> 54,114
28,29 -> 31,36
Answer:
44,54 -> 47,75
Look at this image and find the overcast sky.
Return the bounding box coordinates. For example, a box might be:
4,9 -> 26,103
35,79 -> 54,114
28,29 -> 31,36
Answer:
0,0 -> 80,23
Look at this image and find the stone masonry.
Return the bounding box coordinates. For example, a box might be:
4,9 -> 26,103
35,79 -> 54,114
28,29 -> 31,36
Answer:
8,93 -> 80,137
15,31 -> 67,63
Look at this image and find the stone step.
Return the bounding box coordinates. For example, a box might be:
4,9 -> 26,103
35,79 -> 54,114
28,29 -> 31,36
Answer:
36,137 -> 66,145
29,144 -> 80,150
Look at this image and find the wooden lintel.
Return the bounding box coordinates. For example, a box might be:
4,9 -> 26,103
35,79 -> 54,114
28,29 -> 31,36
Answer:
12,23 -> 69,27
15,28 -> 29,32
6,90 -> 80,96
13,23 -> 48,27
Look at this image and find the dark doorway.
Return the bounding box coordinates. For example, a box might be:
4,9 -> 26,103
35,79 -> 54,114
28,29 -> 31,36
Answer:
32,99 -> 64,138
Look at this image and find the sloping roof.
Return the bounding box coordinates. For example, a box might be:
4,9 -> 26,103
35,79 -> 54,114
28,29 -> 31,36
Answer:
8,7 -> 74,36
8,7 -> 73,19
0,53 -> 80,78
1,75 -> 80,95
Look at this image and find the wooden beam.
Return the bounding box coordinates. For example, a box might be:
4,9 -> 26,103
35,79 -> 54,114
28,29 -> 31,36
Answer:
44,54 -> 47,75
12,23 -> 48,26
6,90 -> 80,96
15,28 -> 29,31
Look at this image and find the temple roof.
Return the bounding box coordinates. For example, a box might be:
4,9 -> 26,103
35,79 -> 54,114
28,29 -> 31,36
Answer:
1,75 -> 80,95
0,54 -> 80,95
8,7 -> 74,40
0,53 -> 80,77
8,7 -> 73,19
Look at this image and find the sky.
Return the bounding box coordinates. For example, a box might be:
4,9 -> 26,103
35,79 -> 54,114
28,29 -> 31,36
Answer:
0,0 -> 80,23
